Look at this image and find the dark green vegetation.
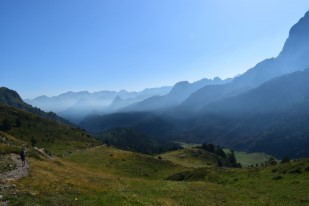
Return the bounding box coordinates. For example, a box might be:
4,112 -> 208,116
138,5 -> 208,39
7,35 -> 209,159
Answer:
0,103 -> 98,156
97,128 -> 181,154
80,111 -> 173,137
197,143 -> 241,167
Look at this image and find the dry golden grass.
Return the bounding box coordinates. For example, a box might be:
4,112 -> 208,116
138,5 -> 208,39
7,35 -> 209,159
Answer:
158,148 -> 218,168
4,145 -> 309,206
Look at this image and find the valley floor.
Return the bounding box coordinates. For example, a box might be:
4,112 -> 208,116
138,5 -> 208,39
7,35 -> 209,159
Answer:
1,146 -> 308,206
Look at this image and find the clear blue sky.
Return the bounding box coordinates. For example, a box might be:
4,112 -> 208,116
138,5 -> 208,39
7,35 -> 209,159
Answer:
1,0 -> 309,99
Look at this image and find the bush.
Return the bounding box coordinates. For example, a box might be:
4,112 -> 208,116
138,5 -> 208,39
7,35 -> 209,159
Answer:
280,156 -> 290,164
31,137 -> 37,147
267,157 -> 277,166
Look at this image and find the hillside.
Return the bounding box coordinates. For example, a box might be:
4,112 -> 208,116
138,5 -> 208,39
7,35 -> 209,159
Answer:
80,112 -> 175,137
181,69 -> 309,158
1,145 -> 308,205
202,68 -> 309,115
0,103 -> 98,156
0,87 -> 70,125
97,128 -> 181,154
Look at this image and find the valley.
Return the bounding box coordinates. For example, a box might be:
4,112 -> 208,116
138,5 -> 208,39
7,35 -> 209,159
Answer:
1,3 -> 309,205
0,99 -> 308,205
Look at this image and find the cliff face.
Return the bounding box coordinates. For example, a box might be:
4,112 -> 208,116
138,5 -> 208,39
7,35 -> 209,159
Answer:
182,10 -> 309,111
277,10 -> 309,73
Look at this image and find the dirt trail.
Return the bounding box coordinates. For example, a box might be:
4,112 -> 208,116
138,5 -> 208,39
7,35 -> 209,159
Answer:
0,154 -> 29,205
0,154 -> 29,181
0,201 -> 8,206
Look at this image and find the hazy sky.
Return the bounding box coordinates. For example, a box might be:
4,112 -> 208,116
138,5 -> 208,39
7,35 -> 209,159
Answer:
1,0 -> 309,99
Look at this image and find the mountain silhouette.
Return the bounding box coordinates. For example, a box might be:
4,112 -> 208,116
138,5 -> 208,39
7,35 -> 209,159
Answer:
26,86 -> 172,123
120,77 -> 233,112
181,10 -> 309,112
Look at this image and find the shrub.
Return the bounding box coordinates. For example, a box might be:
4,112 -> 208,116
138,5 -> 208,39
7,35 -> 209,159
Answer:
280,156 -> 290,164
31,137 -> 37,147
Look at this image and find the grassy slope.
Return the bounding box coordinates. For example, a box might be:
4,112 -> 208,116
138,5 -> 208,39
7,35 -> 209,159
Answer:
170,142 -> 274,168
0,103 -> 98,156
232,151 -> 274,167
4,146 -> 308,206
158,148 -> 218,168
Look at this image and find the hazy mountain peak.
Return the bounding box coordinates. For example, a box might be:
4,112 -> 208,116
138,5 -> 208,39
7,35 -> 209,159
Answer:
173,81 -> 190,88
32,95 -> 49,101
280,10 -> 309,58
57,91 -> 90,98
118,89 -> 128,94
112,95 -> 122,104
213,77 -> 222,81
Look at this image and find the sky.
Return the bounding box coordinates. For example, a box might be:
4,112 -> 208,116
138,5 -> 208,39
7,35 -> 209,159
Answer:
1,0 -> 309,99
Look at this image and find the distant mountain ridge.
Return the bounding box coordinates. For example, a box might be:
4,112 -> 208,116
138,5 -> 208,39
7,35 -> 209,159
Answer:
26,86 -> 172,123
26,87 -> 172,113
202,68 -> 309,115
26,77 -> 232,123
120,77 -> 233,112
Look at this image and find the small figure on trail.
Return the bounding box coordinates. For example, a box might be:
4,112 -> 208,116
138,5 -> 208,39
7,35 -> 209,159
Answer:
20,148 -> 26,167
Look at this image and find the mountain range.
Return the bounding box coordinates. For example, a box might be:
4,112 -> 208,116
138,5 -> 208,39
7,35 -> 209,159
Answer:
25,77 -> 231,123
79,10 -> 309,159
25,86 -> 172,123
